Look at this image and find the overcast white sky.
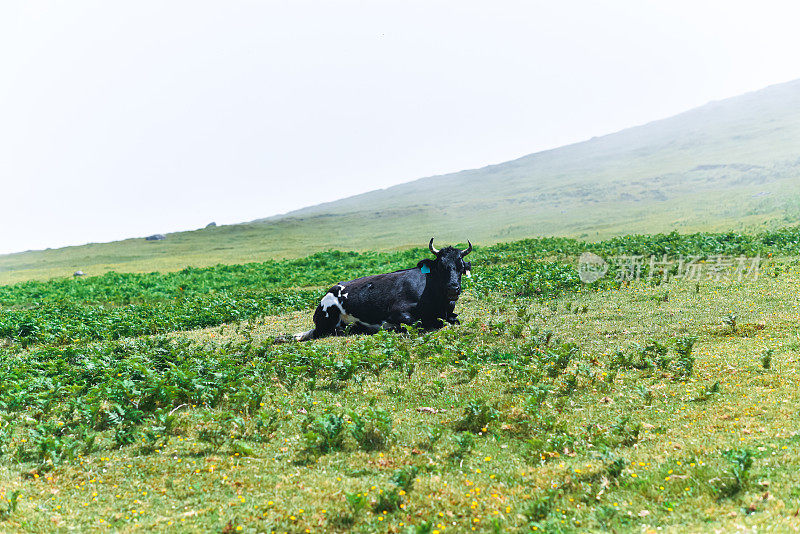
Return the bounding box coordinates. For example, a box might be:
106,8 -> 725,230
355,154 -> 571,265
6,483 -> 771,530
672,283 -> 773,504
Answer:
2,1 -> 800,255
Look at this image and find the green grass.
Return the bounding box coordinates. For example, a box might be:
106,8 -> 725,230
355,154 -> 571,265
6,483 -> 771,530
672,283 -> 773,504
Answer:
2,231 -> 800,532
4,228 -> 800,348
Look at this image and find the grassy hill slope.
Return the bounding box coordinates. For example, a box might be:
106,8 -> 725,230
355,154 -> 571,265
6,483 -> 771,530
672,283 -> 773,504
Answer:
2,79 -> 799,284
276,78 -> 800,239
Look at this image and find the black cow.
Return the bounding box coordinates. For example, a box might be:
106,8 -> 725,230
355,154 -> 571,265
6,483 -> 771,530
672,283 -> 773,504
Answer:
294,239 -> 472,341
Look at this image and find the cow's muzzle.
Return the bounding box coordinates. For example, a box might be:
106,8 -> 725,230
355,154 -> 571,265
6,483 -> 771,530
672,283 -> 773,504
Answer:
447,288 -> 460,300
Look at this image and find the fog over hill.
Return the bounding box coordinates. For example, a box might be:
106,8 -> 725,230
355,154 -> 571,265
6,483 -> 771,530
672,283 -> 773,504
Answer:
261,78 -> 800,242
2,79 -> 799,283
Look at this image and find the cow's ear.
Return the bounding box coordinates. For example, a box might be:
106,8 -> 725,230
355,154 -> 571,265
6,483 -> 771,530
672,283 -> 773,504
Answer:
417,259 -> 435,273
464,261 -> 472,277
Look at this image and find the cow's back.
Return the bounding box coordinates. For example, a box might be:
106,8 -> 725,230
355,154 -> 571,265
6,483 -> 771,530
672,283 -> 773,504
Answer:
337,269 -> 426,324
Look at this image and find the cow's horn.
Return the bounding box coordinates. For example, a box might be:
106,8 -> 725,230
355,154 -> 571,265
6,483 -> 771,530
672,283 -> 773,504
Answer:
461,240 -> 472,257
429,238 -> 439,255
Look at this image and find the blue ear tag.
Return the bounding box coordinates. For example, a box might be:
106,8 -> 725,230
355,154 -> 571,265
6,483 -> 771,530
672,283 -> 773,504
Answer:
420,264 -> 431,274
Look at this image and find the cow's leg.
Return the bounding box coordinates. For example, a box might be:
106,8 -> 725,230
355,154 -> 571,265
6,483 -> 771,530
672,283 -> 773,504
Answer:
293,329 -> 316,341
388,311 -> 414,324
382,311 -> 415,332
446,301 -> 460,325
294,303 -> 340,341
346,322 -> 382,335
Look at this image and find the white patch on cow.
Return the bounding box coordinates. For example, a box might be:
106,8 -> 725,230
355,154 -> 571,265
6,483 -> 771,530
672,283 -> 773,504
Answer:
465,270 -> 471,278
320,292 -> 346,318
319,293 -> 338,311
335,284 -> 348,298
319,287 -> 385,331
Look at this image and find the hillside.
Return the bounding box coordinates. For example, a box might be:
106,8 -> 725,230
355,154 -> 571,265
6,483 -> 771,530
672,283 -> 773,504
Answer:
2,79 -> 799,284
273,78 -> 800,240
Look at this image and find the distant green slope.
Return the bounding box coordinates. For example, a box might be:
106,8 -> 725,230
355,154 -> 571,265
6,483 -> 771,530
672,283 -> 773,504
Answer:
273,77 -> 800,240
2,79 -> 799,284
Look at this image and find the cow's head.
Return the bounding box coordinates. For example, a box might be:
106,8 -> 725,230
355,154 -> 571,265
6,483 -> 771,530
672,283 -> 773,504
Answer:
418,238 -> 472,300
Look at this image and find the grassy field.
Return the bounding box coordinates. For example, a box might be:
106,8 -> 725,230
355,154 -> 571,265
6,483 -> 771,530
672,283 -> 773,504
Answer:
2,231 -> 800,532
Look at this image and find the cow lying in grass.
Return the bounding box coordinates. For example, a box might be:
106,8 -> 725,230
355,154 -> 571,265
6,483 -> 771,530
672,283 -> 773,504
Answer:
294,239 -> 472,341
